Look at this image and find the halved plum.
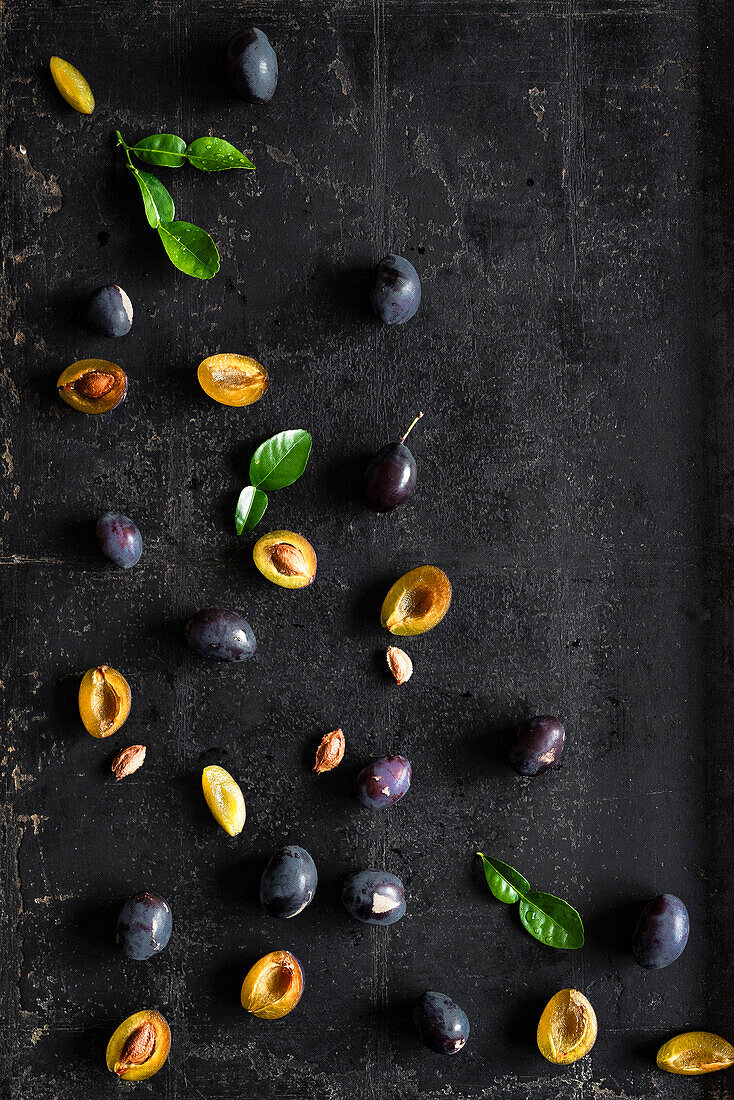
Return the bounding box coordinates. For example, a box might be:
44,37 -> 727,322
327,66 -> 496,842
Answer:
253,531 -> 317,589
380,566 -> 452,636
202,764 -> 246,836
241,950 -> 303,1019
537,989 -> 597,1065
197,353 -> 268,407
105,1010 -> 170,1080
657,1032 -> 734,1075
78,666 -> 131,738
355,755 -> 411,809
50,56 -> 95,114
57,359 -> 127,413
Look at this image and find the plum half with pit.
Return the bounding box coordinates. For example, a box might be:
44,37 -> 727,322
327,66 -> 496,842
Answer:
106,1010 -> 170,1080
253,531 -> 317,589
57,359 -> 127,414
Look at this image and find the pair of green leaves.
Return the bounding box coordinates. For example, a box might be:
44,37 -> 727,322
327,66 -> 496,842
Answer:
235,430 -> 312,534
115,130 -> 254,280
128,133 -> 255,172
125,162 -> 219,277
476,854 -> 584,950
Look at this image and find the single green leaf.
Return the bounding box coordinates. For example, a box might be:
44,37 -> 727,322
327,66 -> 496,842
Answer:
132,133 -> 187,168
185,136 -> 255,172
235,486 -> 268,534
476,854 -> 531,904
249,430 -> 312,491
129,165 -> 175,227
518,891 -> 585,950
157,221 -> 220,280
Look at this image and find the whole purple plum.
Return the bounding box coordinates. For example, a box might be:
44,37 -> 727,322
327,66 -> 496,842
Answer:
341,869 -> 405,925
85,284 -> 133,337
116,891 -> 172,961
364,412 -> 424,512
96,512 -> 142,569
355,754 -> 411,809
370,255 -> 421,325
633,893 -> 689,969
185,608 -> 256,662
226,27 -> 278,103
508,715 -> 565,776
413,991 -> 470,1055
260,845 -> 317,919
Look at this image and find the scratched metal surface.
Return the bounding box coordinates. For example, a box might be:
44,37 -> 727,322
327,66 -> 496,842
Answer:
2,0 -> 734,1097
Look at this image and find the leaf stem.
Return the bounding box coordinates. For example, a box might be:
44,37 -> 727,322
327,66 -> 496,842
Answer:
115,133 -> 136,174
400,411 -> 424,445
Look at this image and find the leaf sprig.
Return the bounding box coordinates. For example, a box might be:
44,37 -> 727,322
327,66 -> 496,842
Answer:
476,853 -> 584,950
236,430 -> 313,534
128,132 -> 255,172
115,130 -> 255,279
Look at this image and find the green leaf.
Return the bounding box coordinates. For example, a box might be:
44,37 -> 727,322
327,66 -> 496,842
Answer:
518,891 -> 585,950
185,136 -> 255,172
129,165 -> 175,227
132,133 -> 187,168
249,430 -> 312,491
157,221 -> 220,280
476,854 -> 530,904
235,486 -> 268,534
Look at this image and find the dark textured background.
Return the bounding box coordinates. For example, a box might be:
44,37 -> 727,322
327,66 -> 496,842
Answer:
2,0 -> 734,1097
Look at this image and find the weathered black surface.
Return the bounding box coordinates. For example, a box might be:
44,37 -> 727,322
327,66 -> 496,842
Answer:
2,1 -> 734,1097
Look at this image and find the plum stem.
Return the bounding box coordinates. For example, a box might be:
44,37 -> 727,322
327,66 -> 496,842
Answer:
400,411 -> 424,445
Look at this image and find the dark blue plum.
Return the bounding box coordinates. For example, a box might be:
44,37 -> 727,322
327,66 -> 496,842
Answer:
185,608 -> 256,662
370,254 -> 421,325
356,755 -> 411,809
84,284 -> 133,336
508,715 -> 565,777
341,869 -> 405,925
633,893 -> 689,969
226,27 -> 278,103
413,991 -> 470,1055
116,891 -> 172,961
365,446 -> 416,511
260,845 -> 317,919
365,412 -> 424,512
96,512 -> 142,569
